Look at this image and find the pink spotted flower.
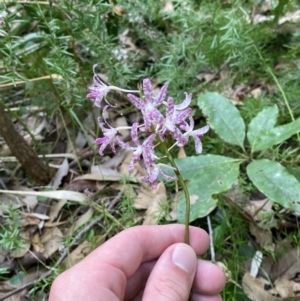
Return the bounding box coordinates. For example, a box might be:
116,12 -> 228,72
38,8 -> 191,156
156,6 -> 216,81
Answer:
87,65 -> 110,107
181,116 -> 210,154
127,79 -> 168,131
117,123 -> 156,172
94,122 -> 118,155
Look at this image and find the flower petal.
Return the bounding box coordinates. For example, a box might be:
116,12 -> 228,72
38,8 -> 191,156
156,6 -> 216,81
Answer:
154,82 -> 169,106
127,94 -> 145,110
143,79 -> 153,103
131,123 -> 140,146
175,92 -> 192,110
142,134 -> 156,169
173,127 -> 188,146
193,124 -> 210,137
193,135 -> 203,154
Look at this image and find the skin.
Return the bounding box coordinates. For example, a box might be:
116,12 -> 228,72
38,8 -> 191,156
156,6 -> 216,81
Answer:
49,224 -> 226,301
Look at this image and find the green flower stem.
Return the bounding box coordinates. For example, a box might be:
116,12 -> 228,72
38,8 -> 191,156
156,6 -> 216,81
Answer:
159,142 -> 190,245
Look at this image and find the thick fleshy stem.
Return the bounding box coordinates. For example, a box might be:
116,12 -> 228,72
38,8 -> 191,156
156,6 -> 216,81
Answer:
159,140 -> 190,245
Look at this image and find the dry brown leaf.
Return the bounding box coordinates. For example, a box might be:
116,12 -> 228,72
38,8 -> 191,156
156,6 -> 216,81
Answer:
113,4 -> 127,16
63,234 -> 106,268
243,272 -> 300,301
253,9 -> 300,26
225,183 -> 249,205
292,281 -> 300,292
0,281 -> 26,301
41,227 -> 63,259
243,246 -> 300,301
242,273 -> 279,301
44,220 -> 67,227
250,199 -> 273,212
24,116 -> 47,138
75,130 -> 87,150
66,207 -> 94,236
249,224 -> 275,252
21,194 -> 38,210
32,232 -> 45,253
270,248 -> 300,282
143,182 -> 167,225
134,187 -> 155,209
274,278 -> 295,298
99,151 -> 125,169
177,147 -> 186,159
49,199 -> 67,222
20,212 -> 49,220
0,189 -> 89,203
216,261 -> 241,288
119,151 -> 135,176
162,1 -> 174,13
20,215 -> 40,227
115,116 -> 129,139
72,170 -> 123,182
279,10 -> 300,25
196,72 -> 216,82
244,199 -> 278,229
66,179 -> 99,193
250,87 -> 263,99
50,158 -> 69,189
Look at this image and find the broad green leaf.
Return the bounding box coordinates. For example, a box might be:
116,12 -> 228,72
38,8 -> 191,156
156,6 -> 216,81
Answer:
176,155 -> 240,223
253,119 -> 300,152
175,154 -> 240,179
287,167 -> 300,183
247,105 -> 300,152
247,105 -> 278,152
177,196 -> 217,223
198,92 -> 245,149
247,159 -> 300,212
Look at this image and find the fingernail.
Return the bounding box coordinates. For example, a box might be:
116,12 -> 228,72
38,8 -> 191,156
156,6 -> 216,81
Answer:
172,245 -> 196,273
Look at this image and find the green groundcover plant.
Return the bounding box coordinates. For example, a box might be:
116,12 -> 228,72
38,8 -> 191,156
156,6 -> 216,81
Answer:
175,92 -> 300,223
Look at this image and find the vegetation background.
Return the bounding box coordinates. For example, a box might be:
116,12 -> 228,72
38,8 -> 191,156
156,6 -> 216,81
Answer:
0,0 -> 300,300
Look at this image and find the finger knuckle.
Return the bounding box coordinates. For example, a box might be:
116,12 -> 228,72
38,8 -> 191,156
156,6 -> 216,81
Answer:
152,274 -> 186,301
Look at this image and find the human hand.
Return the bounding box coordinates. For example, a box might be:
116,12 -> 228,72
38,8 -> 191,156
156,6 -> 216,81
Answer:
49,224 -> 226,301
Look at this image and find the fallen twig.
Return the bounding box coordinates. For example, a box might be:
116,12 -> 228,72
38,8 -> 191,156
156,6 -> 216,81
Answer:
207,214 -> 215,263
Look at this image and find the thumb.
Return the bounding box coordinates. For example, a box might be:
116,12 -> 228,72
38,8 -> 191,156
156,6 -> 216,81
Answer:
142,243 -> 197,301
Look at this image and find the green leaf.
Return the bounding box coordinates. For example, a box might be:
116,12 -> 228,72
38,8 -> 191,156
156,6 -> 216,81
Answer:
198,92 -> 245,149
247,159 -> 300,212
286,167 -> 300,183
10,271 -> 26,285
176,155 -> 240,223
249,116 -> 300,152
247,105 -> 279,152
